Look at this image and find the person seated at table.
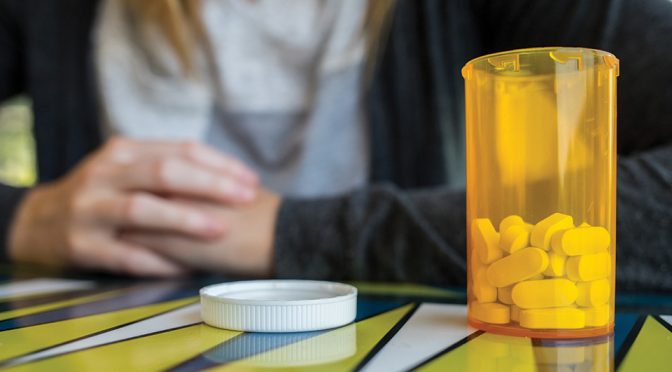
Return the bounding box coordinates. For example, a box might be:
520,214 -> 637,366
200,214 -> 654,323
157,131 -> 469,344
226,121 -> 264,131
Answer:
1,0 -> 671,291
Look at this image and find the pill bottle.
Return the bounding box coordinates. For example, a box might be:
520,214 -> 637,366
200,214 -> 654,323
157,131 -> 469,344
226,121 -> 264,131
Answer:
463,47 -> 618,338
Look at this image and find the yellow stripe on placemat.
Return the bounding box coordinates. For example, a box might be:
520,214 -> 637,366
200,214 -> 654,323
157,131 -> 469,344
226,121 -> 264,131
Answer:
7,324 -> 239,372
208,303 -> 415,371
0,290 -> 123,321
0,297 -> 196,362
618,316 -> 672,372
418,333 -> 536,372
352,283 -> 463,299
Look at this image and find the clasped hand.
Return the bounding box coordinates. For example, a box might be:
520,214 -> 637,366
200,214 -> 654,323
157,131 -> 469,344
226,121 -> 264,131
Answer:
9,138 -> 280,277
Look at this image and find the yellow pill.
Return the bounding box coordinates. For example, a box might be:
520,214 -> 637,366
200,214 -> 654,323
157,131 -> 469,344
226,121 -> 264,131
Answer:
566,252 -> 611,282
475,283 -> 497,303
579,222 -> 591,228
498,286 -> 514,304
576,279 -> 610,307
470,248 -> 482,277
475,267 -> 497,303
469,250 -> 485,299
470,302 -> 510,324
500,224 -> 532,254
519,307 -> 586,329
499,215 -> 525,234
510,305 -> 520,322
486,247 -> 549,287
583,304 -> 610,327
531,213 -> 574,250
551,227 -> 610,256
512,279 -> 578,309
543,252 -> 567,277
472,219 -> 503,264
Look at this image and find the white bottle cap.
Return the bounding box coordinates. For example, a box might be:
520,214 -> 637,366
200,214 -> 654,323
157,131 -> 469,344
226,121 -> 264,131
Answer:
200,280 -> 357,333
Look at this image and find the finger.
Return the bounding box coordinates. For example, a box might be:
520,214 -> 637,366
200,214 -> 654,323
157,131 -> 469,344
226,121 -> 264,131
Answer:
113,157 -> 256,203
180,141 -> 259,186
100,138 -> 258,186
96,192 -> 226,238
75,238 -> 189,277
121,232 -> 203,269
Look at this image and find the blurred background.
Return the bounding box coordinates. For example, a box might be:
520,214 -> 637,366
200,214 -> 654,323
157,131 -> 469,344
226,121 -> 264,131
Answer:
0,97 -> 35,187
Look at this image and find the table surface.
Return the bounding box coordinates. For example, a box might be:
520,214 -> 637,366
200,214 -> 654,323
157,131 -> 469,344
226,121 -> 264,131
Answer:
0,268 -> 670,371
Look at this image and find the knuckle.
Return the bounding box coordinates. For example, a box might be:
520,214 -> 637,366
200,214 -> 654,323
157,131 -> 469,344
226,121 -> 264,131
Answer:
181,140 -> 201,158
103,137 -> 134,163
153,158 -> 177,188
196,170 -> 216,188
105,137 -> 129,153
69,193 -> 89,215
119,256 -> 140,275
65,229 -> 87,258
120,251 -> 150,276
123,193 -> 149,223
80,165 -> 106,186
159,206 -> 180,227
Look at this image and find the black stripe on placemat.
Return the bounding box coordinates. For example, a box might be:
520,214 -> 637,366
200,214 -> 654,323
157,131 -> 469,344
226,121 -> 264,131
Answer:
0,283 -> 195,331
408,330 -> 485,370
0,301 -> 198,368
169,302 -> 418,372
354,302 -> 420,371
614,315 -> 647,369
652,315 -> 672,333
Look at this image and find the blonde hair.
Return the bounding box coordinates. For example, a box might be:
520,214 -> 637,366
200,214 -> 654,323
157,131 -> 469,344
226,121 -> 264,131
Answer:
123,0 -> 396,76
123,0 -> 204,74
363,0 -> 396,82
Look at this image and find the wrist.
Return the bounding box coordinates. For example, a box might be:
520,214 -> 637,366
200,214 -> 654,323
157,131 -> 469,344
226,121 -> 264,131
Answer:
258,191 -> 281,277
8,183 -> 64,264
8,186 -> 41,262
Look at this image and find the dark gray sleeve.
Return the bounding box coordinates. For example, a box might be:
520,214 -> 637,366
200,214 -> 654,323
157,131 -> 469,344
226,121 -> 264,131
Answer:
273,146 -> 672,291
616,145 -> 672,291
0,0 -> 23,101
0,184 -> 27,261
0,0 -> 27,261
273,184 -> 467,287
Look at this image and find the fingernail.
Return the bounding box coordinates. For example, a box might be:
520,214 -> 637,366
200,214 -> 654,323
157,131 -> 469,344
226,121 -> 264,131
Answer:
243,171 -> 259,186
187,213 -> 220,232
235,166 -> 258,185
219,180 -> 256,202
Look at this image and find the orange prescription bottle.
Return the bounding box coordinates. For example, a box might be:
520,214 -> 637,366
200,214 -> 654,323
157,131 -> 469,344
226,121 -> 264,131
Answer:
463,47 -> 619,338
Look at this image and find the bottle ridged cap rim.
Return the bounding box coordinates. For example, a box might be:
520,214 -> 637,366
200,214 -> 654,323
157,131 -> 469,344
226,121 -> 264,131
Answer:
200,280 -> 357,333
